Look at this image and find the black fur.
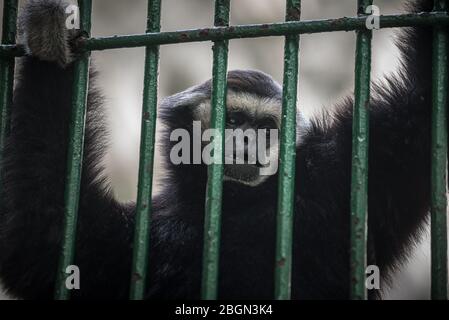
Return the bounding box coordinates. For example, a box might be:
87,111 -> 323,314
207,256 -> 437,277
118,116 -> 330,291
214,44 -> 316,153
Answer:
0,0 -> 439,299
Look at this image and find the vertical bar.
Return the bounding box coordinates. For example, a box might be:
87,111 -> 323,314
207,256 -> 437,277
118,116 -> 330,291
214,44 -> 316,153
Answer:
0,0 -> 18,178
275,0 -> 301,301
201,0 -> 230,300
130,0 -> 162,300
54,0 -> 92,300
431,0 -> 448,301
350,0 -> 373,300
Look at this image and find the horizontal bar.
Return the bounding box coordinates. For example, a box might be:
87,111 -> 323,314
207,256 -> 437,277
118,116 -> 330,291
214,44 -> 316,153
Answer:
130,0 -> 162,301
275,0 -> 301,301
1,12 -> 449,57
201,0 -> 230,301
54,0 -> 93,300
350,0 -> 373,301
431,0 -> 448,301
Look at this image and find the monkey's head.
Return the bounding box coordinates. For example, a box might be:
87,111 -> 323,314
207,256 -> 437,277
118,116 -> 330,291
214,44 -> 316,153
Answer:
160,70 -> 309,187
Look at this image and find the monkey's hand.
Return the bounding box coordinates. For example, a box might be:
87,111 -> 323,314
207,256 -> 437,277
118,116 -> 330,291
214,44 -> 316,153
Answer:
18,0 -> 81,67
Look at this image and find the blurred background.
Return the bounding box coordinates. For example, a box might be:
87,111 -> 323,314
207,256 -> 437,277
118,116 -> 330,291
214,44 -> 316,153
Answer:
0,0 -> 435,299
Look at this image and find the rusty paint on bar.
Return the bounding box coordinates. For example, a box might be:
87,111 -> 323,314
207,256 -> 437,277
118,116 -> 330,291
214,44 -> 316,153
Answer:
275,0 -> 301,301
54,0 -> 92,300
130,0 -> 162,300
74,13 -> 449,51
201,0 -> 230,301
350,0 -> 372,301
431,0 -> 448,301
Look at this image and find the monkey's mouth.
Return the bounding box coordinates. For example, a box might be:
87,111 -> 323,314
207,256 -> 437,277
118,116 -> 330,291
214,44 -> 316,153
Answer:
224,163 -> 261,184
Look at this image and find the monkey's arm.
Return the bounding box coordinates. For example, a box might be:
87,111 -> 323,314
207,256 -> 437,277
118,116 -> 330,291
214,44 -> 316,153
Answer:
0,0 -> 135,299
342,0 -> 434,276
293,1 -> 435,298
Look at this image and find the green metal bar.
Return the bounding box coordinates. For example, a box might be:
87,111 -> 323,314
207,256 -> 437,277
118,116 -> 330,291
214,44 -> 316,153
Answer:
275,0 -> 301,301
1,12 -> 447,57
350,0 -> 373,301
54,0 -> 92,300
0,0 -> 18,181
76,13 -> 449,51
130,0 -> 162,301
201,0 -> 230,301
431,0 -> 448,301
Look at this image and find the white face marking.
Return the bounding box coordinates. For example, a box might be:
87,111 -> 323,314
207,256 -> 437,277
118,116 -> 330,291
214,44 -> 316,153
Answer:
191,92 -> 281,129
191,91 -> 311,145
164,88 -> 311,187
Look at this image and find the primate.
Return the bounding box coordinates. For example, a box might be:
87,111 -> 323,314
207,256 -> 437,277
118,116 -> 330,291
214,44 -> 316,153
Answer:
0,0 -> 441,299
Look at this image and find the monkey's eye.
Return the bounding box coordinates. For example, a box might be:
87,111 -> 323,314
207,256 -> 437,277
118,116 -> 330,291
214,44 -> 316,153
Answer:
227,112 -> 247,127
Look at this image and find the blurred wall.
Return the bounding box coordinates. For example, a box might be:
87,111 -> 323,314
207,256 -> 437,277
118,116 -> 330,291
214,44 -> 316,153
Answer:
0,0 -> 433,300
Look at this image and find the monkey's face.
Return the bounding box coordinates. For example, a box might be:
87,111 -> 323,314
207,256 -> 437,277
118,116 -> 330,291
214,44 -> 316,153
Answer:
162,70 -> 309,187
194,93 -> 281,187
